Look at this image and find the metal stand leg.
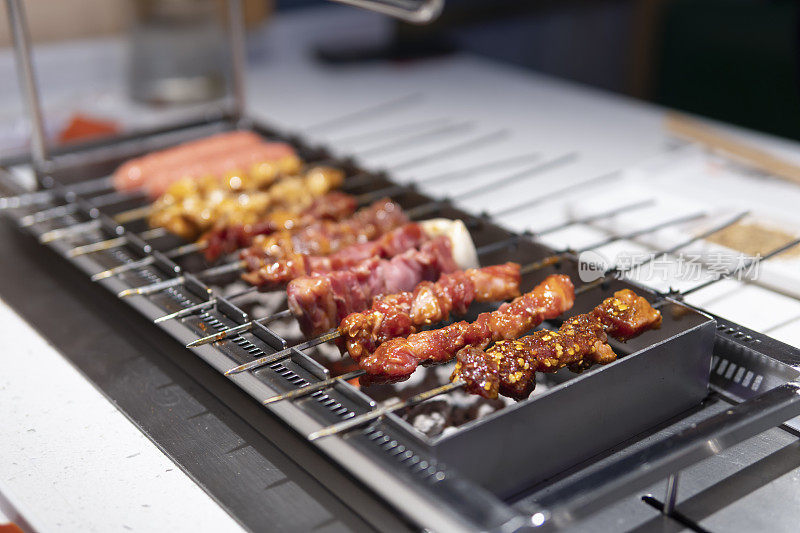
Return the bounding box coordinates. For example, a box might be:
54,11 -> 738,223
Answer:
5,0 -> 50,173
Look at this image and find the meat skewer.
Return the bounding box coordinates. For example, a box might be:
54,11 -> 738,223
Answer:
454,288 -> 662,400
259,210 -> 748,405
208,208 -> 702,363
145,163 -> 340,240
116,198 -> 410,296
71,191 -> 356,260
66,150 -> 544,259
37,155 -> 317,244
223,272 -> 571,375
42,124 -> 503,242
152,196 -> 655,325
306,287 -> 658,441
114,157 -> 558,298
89,191 -> 361,280
307,237 -> 800,441
193,235 -> 467,356
191,221 -> 492,348
355,274 -> 575,385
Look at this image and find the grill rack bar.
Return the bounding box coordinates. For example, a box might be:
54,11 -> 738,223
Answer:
6,119 -> 800,532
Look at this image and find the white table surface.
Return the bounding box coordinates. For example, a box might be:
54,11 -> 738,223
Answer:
2,5 -> 800,532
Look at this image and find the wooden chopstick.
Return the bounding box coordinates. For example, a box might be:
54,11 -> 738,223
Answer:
664,112 -> 800,186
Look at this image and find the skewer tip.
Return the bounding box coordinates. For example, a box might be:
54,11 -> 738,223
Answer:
186,337 -> 213,348
117,288 -> 139,298
223,365 -> 247,376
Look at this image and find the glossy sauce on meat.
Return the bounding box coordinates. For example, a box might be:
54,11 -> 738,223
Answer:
337,263 -> 521,364
454,288 -> 662,400
357,274 -> 575,385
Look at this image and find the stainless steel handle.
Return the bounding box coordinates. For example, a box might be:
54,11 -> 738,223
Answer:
327,0 -> 444,24
531,380 -> 800,530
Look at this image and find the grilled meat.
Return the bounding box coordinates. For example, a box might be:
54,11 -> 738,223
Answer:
241,223 -> 427,288
241,198 -> 408,266
358,274 -> 575,385
200,192 -> 357,261
454,289 -> 662,400
149,166 -> 344,241
337,263 -> 522,364
287,236 -> 459,337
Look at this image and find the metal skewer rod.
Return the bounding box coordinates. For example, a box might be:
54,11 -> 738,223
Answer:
116,259 -> 246,298
389,129 -> 510,172
186,309 -> 293,347
0,175 -> 115,211
354,151 -> 543,206
300,93 -> 423,133
223,330 -> 342,375
677,237 -> 800,299
308,382 -> 464,440
153,285 -> 260,323
92,240 -> 206,281
262,370 -> 365,405
69,227 -> 168,258
518,211 -> 707,276
488,170 -> 621,219
414,152 -> 542,186
572,211 -> 752,300
572,211 -> 707,254
406,152 -> 578,219
329,117 -> 454,146
19,189 -> 147,227
38,205 -> 155,243
533,198 -> 656,236
340,129 -> 512,190
351,121 -> 474,158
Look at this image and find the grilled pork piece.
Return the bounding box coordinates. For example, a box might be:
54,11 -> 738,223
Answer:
241,223 -> 427,289
357,274 -> 575,385
454,289 -> 662,400
241,198 -> 408,265
337,263 -> 522,364
201,192 -> 357,261
287,236 -> 460,337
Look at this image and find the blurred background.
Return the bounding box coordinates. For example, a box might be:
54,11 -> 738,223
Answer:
1,0 -> 798,143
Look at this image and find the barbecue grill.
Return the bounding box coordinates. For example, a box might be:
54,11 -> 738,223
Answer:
3,1 -> 800,531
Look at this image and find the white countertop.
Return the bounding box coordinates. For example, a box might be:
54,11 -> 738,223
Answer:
2,5 -> 800,532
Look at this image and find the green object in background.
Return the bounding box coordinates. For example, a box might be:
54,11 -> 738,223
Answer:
654,0 -> 800,141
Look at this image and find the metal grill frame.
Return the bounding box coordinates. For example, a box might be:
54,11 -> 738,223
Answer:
3,119 -> 800,532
